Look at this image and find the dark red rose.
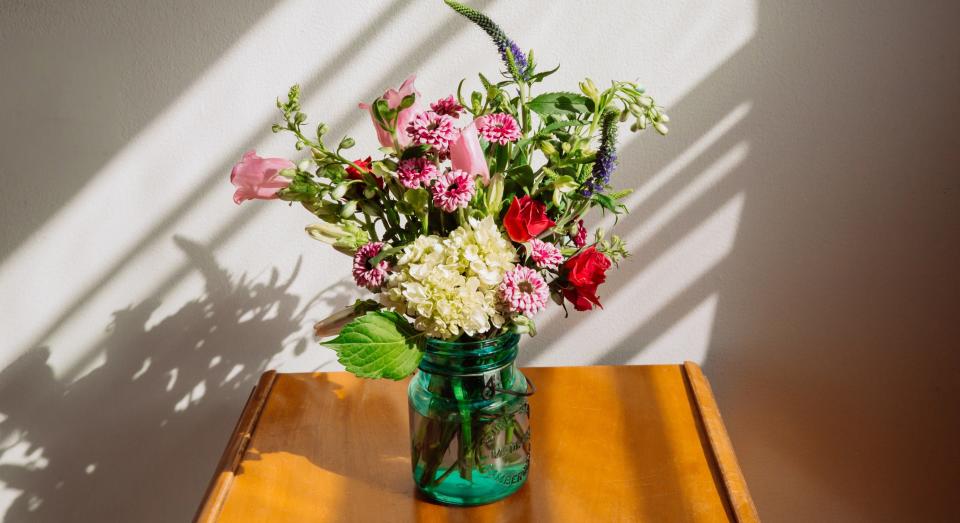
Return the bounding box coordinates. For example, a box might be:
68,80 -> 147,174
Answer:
561,246 -> 611,311
503,195 -> 555,243
346,157 -> 383,188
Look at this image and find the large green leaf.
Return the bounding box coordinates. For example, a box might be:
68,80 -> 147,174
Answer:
526,92 -> 594,116
321,311 -> 425,380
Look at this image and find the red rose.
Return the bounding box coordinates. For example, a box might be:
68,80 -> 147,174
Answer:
346,157 -> 383,188
503,195 -> 555,243
561,246 -> 611,311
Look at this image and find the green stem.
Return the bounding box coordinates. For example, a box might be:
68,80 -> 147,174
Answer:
452,378 -> 473,482
362,214 -> 379,242
518,81 -> 530,135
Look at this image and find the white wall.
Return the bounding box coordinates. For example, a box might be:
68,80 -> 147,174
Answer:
1,1 -> 958,521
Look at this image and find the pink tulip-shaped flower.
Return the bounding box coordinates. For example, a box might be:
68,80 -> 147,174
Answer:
358,74 -> 422,148
229,151 -> 294,204
449,122 -> 490,185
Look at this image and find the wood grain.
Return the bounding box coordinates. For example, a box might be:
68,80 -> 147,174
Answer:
196,365 -> 757,522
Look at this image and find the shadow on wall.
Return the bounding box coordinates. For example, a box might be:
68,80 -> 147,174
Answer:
0,237 -> 334,523
0,0 -> 278,262
527,1 -> 960,521
1,0 -> 959,522
0,1 -> 503,521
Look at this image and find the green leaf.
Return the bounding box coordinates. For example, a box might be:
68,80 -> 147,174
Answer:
538,119 -> 588,135
400,144 -> 431,160
494,143 -> 510,173
527,92 -> 594,116
399,93 -> 416,109
322,311 -> 425,380
506,164 -> 536,194
404,188 -> 429,211
528,63 -> 560,83
478,72 -> 493,90
278,173 -> 322,202
592,193 -> 628,215
607,188 -> 634,200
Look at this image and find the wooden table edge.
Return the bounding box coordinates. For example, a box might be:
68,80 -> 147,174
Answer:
194,364 -> 760,522
194,370 -> 278,523
683,361 -> 760,523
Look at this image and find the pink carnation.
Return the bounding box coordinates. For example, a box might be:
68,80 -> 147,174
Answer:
397,157 -> 438,189
528,239 -> 564,270
572,219 -> 588,248
406,111 -> 459,151
500,266 -> 549,316
477,113 -> 521,145
430,96 -> 464,118
352,242 -> 390,291
431,169 -> 475,212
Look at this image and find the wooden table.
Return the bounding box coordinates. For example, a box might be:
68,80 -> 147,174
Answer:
195,364 -> 759,522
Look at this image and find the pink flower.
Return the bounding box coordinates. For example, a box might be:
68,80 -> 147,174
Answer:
449,122 -> 490,185
431,169 -> 475,212
500,266 -> 549,316
397,157 -> 438,189
572,219 -> 588,248
229,151 -> 294,204
528,239 -> 564,270
352,242 -> 390,291
358,75 -> 422,148
406,111 -> 459,151
477,113 -> 521,145
430,95 -> 464,118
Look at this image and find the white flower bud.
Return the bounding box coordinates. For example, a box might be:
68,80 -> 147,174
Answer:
340,200 -> 357,218
305,222 -> 347,244
332,183 -> 349,200
654,122 -> 669,135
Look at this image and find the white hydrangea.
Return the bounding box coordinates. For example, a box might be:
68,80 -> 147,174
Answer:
383,216 -> 517,339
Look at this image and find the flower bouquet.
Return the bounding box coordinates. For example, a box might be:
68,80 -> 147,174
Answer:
230,0 -> 668,506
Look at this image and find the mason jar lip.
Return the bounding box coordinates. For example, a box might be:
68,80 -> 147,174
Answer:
423,332 -> 520,357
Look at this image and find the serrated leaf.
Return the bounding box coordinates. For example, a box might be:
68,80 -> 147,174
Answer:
322,311 -> 425,380
527,92 -> 594,116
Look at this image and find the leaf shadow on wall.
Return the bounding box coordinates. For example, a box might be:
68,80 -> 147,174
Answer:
0,237 -> 348,523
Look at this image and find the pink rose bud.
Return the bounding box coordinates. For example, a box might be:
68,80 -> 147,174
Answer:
229,150 -> 294,204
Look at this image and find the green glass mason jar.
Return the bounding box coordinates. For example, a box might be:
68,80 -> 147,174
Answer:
408,333 -> 532,506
